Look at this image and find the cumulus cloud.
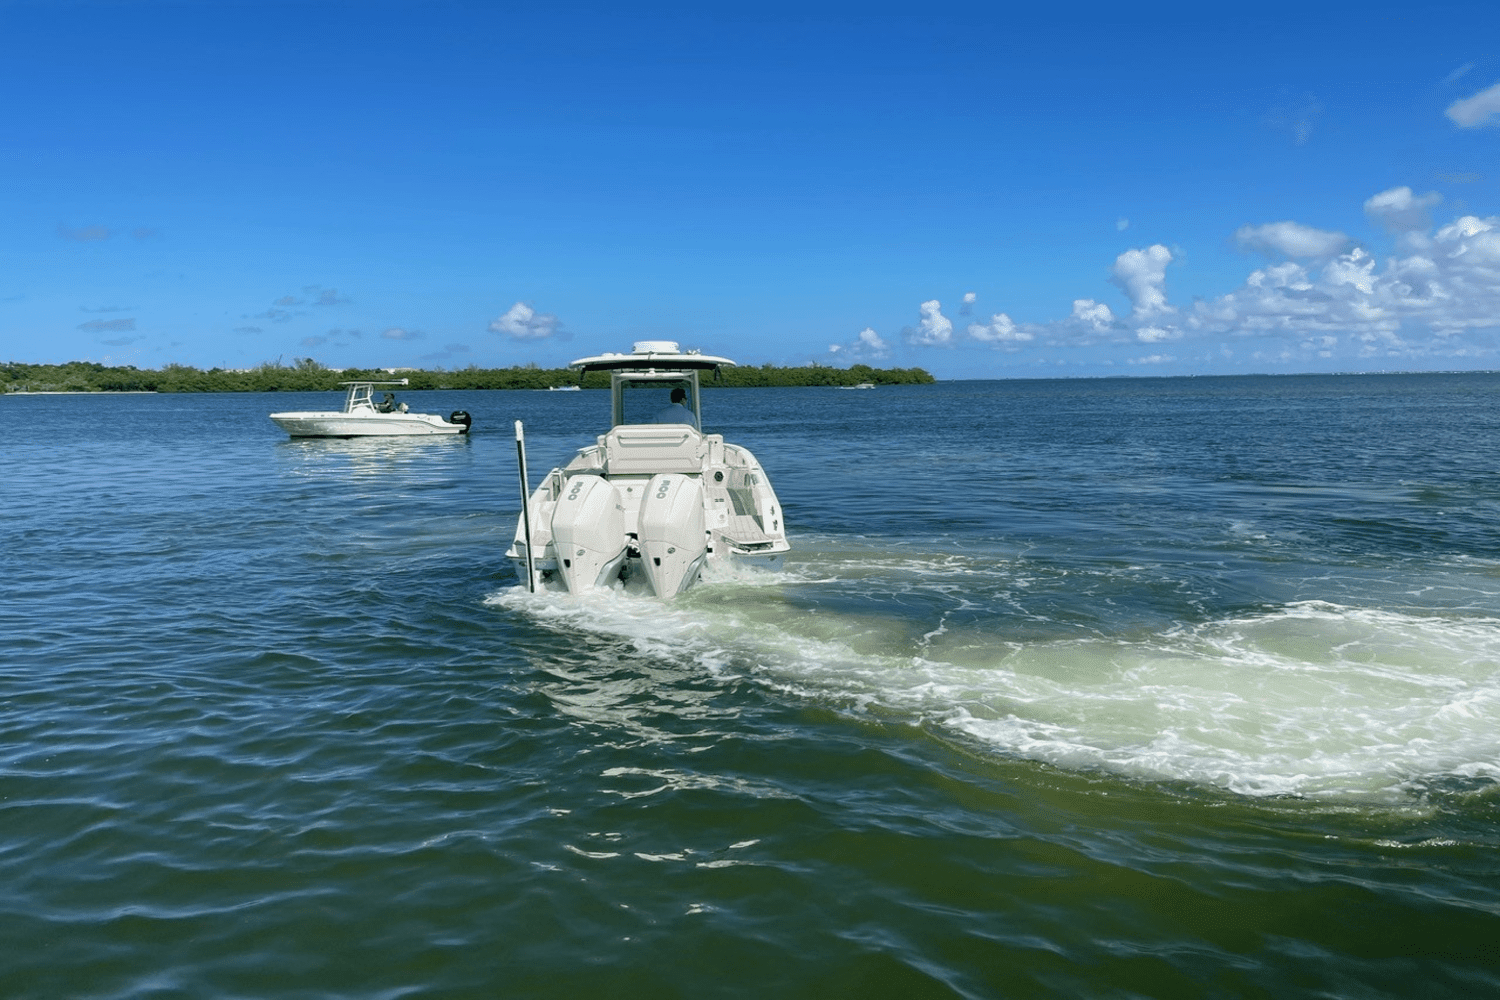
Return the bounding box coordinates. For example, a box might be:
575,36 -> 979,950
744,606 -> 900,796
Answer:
1188,210 -> 1500,347
898,188 -> 1500,369
966,313 -> 1032,345
1235,221 -> 1349,258
77,317 -> 135,332
828,327 -> 890,360
1364,186 -> 1443,234
1109,245 -> 1174,317
489,301 -> 560,340
960,291 -> 977,316
1070,299 -> 1116,334
1446,81 -> 1500,128
904,299 -> 954,346
381,327 -> 425,341
1135,326 -> 1180,343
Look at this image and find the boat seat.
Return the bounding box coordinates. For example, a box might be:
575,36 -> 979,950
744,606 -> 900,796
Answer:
603,424 -> 706,475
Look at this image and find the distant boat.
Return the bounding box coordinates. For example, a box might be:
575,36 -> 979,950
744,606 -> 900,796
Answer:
545,385 -> 581,391
269,380 -> 471,437
843,382 -> 876,390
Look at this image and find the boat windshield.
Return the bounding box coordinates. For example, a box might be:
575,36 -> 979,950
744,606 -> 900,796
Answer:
616,377 -> 699,428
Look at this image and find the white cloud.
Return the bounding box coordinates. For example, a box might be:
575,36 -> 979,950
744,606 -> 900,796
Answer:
1235,221 -> 1349,258
1364,186 -> 1443,234
382,327 -> 425,341
902,189 -> 1500,369
1135,326 -> 1179,343
1189,206 -> 1500,344
829,327 -> 890,360
904,299 -> 954,346
489,301 -> 560,340
1445,81 -> 1500,128
962,292 -> 977,305
1109,245 -> 1174,317
966,313 -> 1033,345
1070,299 -> 1115,333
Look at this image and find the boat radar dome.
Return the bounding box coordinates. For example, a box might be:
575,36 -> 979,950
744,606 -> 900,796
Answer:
633,340 -> 680,354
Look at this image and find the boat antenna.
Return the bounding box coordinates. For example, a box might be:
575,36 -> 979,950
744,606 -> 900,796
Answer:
514,420 -> 536,592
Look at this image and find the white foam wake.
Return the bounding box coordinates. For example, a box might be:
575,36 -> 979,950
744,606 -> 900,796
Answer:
489,582 -> 1500,803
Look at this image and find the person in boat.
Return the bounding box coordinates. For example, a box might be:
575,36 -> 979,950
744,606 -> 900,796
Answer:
654,386 -> 698,429
378,392 -> 396,413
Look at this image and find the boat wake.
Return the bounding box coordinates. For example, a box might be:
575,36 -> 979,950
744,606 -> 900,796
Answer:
488,556 -> 1500,805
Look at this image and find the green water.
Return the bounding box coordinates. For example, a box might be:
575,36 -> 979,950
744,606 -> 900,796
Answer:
3,377 -> 1499,997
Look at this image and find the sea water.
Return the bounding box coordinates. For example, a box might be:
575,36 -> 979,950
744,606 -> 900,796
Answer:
3,375 -> 1499,997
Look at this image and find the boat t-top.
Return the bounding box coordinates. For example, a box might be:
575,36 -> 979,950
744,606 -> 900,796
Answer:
508,341 -> 790,599
269,379 -> 472,437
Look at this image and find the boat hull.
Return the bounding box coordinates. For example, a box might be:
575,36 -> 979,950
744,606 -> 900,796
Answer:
269,411 -> 468,437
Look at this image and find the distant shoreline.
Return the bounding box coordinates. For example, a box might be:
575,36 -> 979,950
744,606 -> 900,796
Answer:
2,360 -> 936,394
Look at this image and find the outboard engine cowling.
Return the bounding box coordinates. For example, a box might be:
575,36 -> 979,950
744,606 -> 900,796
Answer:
448,410 -> 472,433
549,475 -> 628,593
637,474 -> 707,599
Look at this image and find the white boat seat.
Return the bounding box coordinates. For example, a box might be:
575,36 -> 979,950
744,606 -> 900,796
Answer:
603,425 -> 706,475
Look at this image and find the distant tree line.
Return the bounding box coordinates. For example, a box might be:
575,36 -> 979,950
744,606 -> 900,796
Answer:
1,358 -> 935,393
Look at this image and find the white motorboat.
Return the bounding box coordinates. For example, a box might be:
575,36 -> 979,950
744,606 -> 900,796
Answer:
269,379 -> 472,437
507,341 -> 790,599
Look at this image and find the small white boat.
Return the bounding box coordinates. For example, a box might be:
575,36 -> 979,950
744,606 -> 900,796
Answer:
508,341 -> 790,599
269,379 -> 472,437
843,382 -> 876,389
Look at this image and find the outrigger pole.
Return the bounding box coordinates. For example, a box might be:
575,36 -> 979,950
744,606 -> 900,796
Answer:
514,420 -> 535,592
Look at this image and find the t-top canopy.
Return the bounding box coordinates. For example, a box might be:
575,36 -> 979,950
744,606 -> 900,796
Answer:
569,341 -> 737,375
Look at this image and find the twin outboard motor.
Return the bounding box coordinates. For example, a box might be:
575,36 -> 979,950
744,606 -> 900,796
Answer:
549,475 -> 629,593
638,474 -> 708,599
448,410 -> 472,433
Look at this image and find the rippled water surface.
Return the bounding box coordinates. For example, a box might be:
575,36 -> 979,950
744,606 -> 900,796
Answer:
5,375 -> 1500,998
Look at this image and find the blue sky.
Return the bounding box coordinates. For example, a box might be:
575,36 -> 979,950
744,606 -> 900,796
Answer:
3,0 -> 1499,379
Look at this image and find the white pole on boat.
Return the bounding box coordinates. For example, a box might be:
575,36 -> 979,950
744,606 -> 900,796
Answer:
514,420 -> 536,593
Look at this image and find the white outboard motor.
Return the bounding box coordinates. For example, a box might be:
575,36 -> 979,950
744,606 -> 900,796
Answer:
638,474 -> 707,599
549,475 -> 628,593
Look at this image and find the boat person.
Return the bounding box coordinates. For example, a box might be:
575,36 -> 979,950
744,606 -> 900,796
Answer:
377,392 -> 408,414
654,386 -> 698,429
